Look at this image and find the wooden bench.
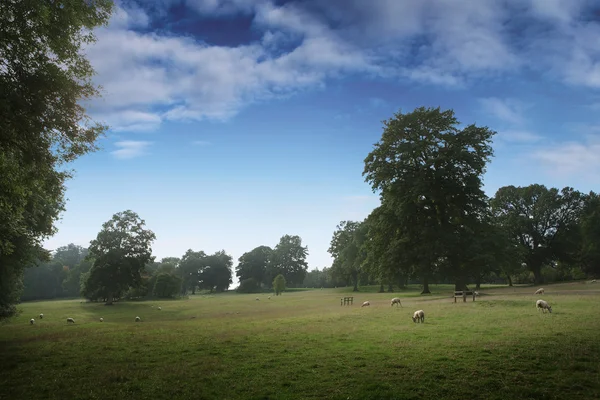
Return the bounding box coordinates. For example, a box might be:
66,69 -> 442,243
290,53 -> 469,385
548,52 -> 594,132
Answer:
341,296 -> 354,306
454,291 -> 476,303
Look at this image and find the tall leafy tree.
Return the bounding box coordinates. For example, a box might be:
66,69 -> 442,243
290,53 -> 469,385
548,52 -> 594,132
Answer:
577,192 -> 600,277
328,221 -> 367,292
268,235 -> 309,286
83,210 -> 156,304
0,0 -> 113,319
363,107 -> 495,291
201,250 -> 233,292
273,274 -> 286,296
236,245 -> 272,286
178,250 -> 206,294
490,185 -> 584,284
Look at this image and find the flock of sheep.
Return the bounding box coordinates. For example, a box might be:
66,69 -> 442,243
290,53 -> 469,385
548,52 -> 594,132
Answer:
28,285 -> 565,326
28,306 -> 163,325
355,287 -> 555,324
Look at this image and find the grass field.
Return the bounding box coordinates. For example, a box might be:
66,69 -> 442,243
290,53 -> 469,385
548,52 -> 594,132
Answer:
1,282 -> 600,400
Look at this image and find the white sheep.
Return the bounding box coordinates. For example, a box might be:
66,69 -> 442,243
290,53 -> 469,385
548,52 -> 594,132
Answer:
30,318 -> 35,325
39,313 -> 43,319
135,316 -> 141,322
100,318 -> 104,322
412,310 -> 425,323
474,291 -> 480,297
536,299 -> 552,313
255,297 -> 260,301
157,307 -> 161,310
390,297 -> 403,307
361,301 -> 370,307
534,288 -> 545,295
268,296 -> 271,300
591,280 -> 596,283
67,317 -> 75,324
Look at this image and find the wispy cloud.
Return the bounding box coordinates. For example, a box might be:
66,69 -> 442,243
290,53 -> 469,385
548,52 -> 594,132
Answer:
85,0 -> 600,132
192,140 -> 211,146
479,97 -> 529,125
532,135 -> 600,177
111,141 -> 153,159
498,130 -> 543,143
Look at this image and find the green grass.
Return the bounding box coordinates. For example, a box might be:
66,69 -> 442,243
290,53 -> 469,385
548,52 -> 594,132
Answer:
1,282 -> 600,400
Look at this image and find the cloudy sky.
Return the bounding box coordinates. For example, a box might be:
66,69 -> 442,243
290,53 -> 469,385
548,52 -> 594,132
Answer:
45,0 -> 600,285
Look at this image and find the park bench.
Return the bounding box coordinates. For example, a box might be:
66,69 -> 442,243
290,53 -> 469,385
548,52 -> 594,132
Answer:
454,290 -> 476,303
341,296 -> 354,306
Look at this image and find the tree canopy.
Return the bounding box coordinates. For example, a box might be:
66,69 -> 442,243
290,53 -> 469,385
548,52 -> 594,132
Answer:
83,210 -> 156,304
0,0 -> 113,319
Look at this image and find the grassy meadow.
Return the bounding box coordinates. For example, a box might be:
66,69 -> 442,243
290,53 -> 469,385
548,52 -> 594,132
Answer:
1,282 -> 600,400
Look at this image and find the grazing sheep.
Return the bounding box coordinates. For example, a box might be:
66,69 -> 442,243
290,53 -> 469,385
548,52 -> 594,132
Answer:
412,310 -> 425,323
30,318 -> 35,325
67,317 -> 75,324
255,297 -> 260,301
100,318 -> 104,322
536,299 -> 552,313
157,307 -> 162,310
39,313 -> 43,319
591,280 -> 597,283
390,297 -> 403,307
534,288 -> 545,295
474,291 -> 480,297
135,316 -> 141,322
361,301 -> 370,307
268,296 -> 271,300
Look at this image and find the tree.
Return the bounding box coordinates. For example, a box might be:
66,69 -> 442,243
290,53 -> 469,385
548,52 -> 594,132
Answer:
178,250 -> 206,294
490,185 -> 584,284
83,210 -> 156,305
0,1 -> 113,320
268,235 -> 309,287
328,221 -> 367,292
237,278 -> 262,293
200,250 -> 233,292
578,192 -> 600,277
153,273 -> 182,298
363,107 -> 496,292
273,274 -> 286,295
235,246 -> 272,286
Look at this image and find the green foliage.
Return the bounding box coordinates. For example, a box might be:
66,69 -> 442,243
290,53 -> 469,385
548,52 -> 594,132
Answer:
178,250 -> 207,294
83,210 -> 156,304
235,245 -> 272,287
237,278 -> 262,293
153,273 -> 182,298
579,192 -> 600,277
273,274 -> 286,295
268,235 -> 309,287
0,0 -> 113,320
200,250 -> 233,293
329,221 -> 367,291
362,107 -> 495,292
490,184 -> 584,283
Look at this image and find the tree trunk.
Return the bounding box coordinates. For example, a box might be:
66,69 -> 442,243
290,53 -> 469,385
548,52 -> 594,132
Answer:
421,276 -> 431,294
397,275 -> 406,289
532,263 -> 544,284
352,272 -> 359,292
105,293 -> 114,305
475,275 -> 481,290
506,273 -> 513,287
387,283 -> 394,293
378,283 -> 385,293
454,276 -> 466,292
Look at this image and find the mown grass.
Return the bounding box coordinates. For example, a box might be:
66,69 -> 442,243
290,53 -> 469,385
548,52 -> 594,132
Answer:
1,282 -> 600,400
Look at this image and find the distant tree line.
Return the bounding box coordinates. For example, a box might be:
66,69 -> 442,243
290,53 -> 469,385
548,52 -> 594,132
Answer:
327,107 -> 599,293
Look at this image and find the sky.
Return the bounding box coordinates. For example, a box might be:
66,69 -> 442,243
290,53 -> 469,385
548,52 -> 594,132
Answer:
44,0 -> 600,286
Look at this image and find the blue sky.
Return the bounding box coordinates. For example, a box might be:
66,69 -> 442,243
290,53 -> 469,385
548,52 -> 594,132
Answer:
45,0 -> 600,285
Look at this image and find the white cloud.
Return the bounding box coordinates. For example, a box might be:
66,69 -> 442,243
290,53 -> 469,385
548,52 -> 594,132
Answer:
498,130 -> 542,143
480,97 -> 529,125
111,141 -> 153,159
532,135 -> 600,177
85,0 -> 600,133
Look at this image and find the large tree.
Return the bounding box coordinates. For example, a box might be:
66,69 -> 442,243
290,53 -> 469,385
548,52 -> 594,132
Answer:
363,107 -> 495,291
178,250 -> 206,294
268,235 -> 309,287
235,245 -> 272,286
0,0 -> 113,319
579,192 -> 600,277
83,210 -> 156,305
328,220 -> 367,292
200,250 -> 233,292
490,185 -> 584,284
